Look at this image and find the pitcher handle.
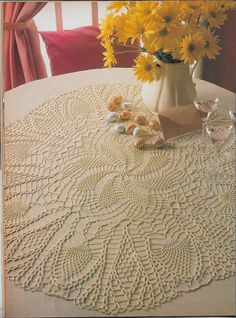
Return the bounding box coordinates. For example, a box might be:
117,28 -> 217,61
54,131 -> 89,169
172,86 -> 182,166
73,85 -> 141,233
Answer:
190,59 -> 200,79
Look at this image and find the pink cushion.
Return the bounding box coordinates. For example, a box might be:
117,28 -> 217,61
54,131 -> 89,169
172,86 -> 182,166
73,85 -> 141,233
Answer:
40,26 -> 138,76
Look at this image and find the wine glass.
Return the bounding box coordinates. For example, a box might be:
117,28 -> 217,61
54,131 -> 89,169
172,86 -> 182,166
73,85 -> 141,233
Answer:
194,97 -> 220,140
229,110 -> 236,128
205,124 -> 233,183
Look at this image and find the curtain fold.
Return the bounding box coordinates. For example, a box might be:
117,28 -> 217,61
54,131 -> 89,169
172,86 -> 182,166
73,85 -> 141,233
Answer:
4,2 -> 47,91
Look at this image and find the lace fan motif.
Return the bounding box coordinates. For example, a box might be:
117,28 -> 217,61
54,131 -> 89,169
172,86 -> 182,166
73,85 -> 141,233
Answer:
4,84 -> 235,314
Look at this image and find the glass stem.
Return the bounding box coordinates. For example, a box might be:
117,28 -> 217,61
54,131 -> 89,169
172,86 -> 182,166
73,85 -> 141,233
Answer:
202,122 -> 206,140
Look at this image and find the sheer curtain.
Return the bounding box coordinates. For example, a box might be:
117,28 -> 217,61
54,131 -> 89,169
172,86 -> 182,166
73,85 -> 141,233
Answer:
4,2 -> 47,91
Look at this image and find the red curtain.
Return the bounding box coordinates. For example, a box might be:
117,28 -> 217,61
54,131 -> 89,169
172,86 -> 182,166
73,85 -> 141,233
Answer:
4,2 -> 47,91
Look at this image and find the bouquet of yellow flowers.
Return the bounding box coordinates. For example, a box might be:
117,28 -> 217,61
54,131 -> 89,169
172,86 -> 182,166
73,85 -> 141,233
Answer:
99,1 -> 235,82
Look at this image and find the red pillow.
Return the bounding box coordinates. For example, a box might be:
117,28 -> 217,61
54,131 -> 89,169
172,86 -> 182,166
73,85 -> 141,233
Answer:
40,26 -> 138,76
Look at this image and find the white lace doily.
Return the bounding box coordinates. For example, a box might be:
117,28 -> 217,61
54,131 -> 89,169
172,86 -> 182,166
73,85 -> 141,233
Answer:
4,84 -> 235,314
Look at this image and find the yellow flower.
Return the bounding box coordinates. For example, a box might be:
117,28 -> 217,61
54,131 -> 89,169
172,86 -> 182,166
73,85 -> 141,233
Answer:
102,38 -> 117,68
157,2 -> 181,28
114,13 -> 130,43
181,19 -> 199,38
148,26 -> 181,52
125,14 -> 155,44
134,54 -> 159,83
180,32 -> 205,64
202,28 -> 221,59
99,0 -> 232,78
183,1 -> 203,11
107,1 -> 127,13
201,2 -> 227,28
142,37 -> 156,55
172,48 -> 182,61
99,14 -> 115,39
134,2 -> 158,17
218,0 -> 236,10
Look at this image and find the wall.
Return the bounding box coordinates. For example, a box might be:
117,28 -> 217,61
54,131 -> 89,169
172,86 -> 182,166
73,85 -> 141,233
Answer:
202,10 -> 236,93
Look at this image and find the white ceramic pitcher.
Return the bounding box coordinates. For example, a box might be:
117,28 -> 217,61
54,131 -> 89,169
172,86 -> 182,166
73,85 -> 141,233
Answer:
141,62 -> 197,113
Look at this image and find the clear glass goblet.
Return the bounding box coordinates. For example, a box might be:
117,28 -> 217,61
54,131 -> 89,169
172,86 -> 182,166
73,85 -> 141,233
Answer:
194,97 -> 220,140
205,124 -> 233,183
229,110 -> 236,128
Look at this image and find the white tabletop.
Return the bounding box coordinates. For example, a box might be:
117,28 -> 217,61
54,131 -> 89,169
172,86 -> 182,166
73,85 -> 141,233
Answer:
3,68 -> 236,317
4,68 -> 236,124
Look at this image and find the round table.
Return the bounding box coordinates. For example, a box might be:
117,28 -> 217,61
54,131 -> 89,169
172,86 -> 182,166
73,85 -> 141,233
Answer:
4,68 -> 235,317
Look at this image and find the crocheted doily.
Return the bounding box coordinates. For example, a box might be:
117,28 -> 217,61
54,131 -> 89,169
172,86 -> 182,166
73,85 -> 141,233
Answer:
4,84 -> 235,314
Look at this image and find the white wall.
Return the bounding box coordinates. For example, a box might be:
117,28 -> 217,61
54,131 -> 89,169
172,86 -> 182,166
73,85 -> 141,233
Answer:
34,1 -> 110,77
61,1 -> 92,29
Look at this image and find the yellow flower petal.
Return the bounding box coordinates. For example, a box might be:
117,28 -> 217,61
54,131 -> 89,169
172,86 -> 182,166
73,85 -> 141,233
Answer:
107,1 -> 127,13
201,28 -> 222,59
134,54 -> 160,83
125,14 -> 155,44
180,32 -> 205,64
99,14 -> 115,39
201,2 -> 227,28
102,38 -> 117,68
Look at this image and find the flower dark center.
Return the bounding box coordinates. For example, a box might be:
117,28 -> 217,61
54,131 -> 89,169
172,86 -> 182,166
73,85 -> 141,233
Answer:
205,41 -> 210,48
145,64 -> 152,71
210,11 -> 217,18
159,28 -> 168,36
164,15 -> 172,23
188,44 -> 195,52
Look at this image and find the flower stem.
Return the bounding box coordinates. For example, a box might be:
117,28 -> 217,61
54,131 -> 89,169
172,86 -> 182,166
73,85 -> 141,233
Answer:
115,50 -> 139,55
114,40 -> 141,50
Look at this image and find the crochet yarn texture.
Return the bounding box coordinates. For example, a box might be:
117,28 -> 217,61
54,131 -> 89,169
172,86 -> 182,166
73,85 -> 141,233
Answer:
4,84 -> 235,314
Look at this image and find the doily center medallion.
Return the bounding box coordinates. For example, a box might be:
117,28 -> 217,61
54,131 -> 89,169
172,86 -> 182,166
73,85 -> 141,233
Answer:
4,84 -> 235,314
